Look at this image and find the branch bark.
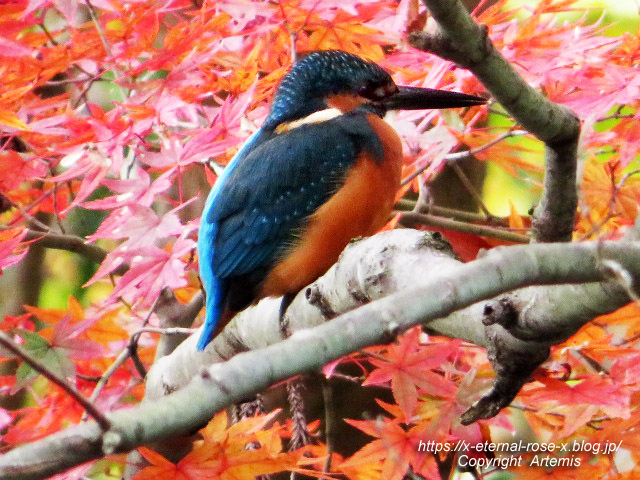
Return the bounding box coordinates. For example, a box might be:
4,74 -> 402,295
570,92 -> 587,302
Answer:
2,230 -> 637,479
409,0 -> 581,242
22,229 -> 110,265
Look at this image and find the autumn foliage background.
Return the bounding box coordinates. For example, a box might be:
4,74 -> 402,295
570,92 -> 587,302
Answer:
1,0 -> 640,478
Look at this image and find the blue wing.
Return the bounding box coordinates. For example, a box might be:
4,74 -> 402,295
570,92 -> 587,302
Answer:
197,128 -> 268,351
196,111 -> 383,350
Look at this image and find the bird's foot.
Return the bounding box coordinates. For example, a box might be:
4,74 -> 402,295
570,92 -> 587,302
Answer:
278,292 -> 297,337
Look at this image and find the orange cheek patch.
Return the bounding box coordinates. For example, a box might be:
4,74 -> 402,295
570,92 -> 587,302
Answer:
327,93 -> 367,113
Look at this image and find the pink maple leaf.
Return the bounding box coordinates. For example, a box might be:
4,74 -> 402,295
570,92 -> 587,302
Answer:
0,36 -> 35,57
83,167 -> 174,210
141,129 -> 236,168
112,235 -> 196,307
52,147 -> 118,212
48,315 -> 104,361
88,205 -> 185,247
87,232 -> 196,308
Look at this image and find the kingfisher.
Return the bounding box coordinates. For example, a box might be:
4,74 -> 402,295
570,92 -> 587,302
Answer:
197,50 -> 485,350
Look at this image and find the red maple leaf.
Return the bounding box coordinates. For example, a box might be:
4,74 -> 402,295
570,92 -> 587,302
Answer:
364,328 -> 459,421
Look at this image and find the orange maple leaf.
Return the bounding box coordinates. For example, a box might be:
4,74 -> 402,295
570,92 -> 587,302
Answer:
520,376 -> 629,413
134,410 -> 316,480
25,296 -> 128,347
509,200 -> 525,229
341,418 -> 438,480
577,157 -> 640,239
134,447 -> 191,480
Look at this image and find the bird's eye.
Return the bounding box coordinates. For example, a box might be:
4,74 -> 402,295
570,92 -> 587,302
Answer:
371,85 -> 387,99
358,84 -> 372,97
359,81 -> 395,100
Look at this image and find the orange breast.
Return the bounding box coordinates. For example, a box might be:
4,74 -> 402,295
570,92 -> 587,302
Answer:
260,113 -> 403,298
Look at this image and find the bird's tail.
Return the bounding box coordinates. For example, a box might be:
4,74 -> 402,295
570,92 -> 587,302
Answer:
196,279 -> 228,351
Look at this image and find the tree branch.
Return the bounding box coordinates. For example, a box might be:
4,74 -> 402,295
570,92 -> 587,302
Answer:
0,333 -> 111,431
398,211 -> 530,243
409,0 -> 581,242
153,289 -> 204,360
1,230 -> 639,479
146,230 -> 635,401
5,228 -> 129,274
20,229 -> 106,265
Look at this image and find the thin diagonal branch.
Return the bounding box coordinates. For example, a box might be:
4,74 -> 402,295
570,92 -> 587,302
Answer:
85,0 -> 112,58
409,0 -> 581,242
0,333 -> 111,431
400,129 -> 528,187
451,162 -> 492,217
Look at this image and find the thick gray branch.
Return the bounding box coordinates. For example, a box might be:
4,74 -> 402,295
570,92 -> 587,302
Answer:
409,0 -> 580,242
2,230 -> 638,479
147,230 -> 633,397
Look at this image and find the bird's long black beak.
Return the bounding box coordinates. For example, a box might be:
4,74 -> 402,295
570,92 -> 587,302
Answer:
379,86 -> 486,111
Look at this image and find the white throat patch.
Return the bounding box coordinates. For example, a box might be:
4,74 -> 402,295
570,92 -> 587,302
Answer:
274,108 -> 343,134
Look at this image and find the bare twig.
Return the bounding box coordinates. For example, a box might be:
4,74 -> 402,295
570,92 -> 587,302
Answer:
398,211 -> 530,243
135,327 -> 198,336
328,372 -> 364,383
0,332 -> 111,431
410,201 -> 512,227
85,0 -> 112,57
597,113 -> 634,122
83,326 -> 195,414
401,129 -> 528,187
321,376 -> 335,472
127,295 -> 165,378
82,347 -> 131,422
82,309 -> 190,421
395,200 -> 510,226
38,23 -> 59,46
6,197 -> 51,231
451,162 -> 492,218
154,291 -> 205,360
72,76 -> 100,109
47,166 -> 66,233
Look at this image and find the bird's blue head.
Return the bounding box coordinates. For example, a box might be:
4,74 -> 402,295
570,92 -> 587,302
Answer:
263,50 -> 486,131
264,50 -> 397,129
